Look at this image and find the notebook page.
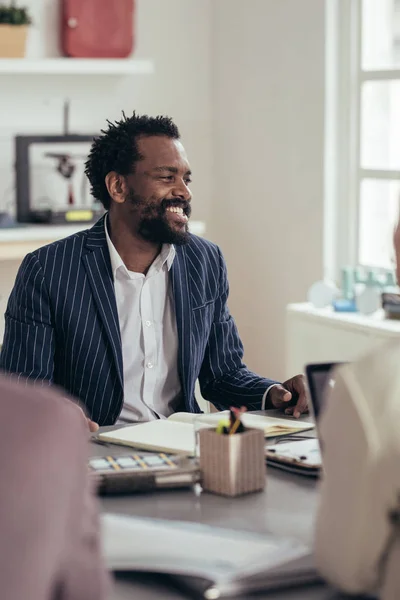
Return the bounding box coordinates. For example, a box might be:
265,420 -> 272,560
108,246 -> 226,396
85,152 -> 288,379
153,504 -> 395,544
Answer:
170,411 -> 315,437
98,420 -> 195,455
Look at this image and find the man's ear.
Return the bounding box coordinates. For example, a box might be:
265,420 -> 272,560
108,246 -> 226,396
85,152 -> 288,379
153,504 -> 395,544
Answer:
105,172 -> 127,204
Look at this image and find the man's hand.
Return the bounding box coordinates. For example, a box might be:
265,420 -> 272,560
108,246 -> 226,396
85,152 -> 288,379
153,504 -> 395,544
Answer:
268,374 -> 308,418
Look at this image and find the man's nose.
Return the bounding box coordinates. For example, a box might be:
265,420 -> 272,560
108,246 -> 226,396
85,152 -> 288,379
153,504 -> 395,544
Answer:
172,180 -> 191,202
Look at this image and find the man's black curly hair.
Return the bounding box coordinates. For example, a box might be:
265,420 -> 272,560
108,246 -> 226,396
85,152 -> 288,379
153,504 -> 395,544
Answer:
85,112 -> 180,210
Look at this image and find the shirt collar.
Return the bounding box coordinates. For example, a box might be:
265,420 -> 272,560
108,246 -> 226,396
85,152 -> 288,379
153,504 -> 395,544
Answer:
157,243 -> 176,271
104,215 -> 175,278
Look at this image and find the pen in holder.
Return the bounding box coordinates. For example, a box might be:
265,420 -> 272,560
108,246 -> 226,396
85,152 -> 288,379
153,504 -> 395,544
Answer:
198,422 -> 266,497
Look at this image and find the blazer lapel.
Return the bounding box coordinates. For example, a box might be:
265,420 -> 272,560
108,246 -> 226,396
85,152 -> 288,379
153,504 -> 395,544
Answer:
171,245 -> 193,403
82,217 -> 123,387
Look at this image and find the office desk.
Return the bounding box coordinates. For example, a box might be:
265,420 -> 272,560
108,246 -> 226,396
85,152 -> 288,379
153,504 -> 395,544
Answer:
92,432 -> 354,599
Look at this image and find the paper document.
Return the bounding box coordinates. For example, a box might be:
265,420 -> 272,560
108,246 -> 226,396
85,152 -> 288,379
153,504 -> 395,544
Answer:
267,438 -> 321,467
266,438 -> 321,477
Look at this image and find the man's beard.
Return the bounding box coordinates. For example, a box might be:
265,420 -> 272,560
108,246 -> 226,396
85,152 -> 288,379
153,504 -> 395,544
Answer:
127,190 -> 191,245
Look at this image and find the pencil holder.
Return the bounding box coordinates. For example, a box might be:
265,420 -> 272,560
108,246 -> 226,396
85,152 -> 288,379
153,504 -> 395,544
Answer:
199,428 -> 266,497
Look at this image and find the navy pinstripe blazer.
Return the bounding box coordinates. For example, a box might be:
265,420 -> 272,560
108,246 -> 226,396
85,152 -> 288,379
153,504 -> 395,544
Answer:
0,216 -> 277,425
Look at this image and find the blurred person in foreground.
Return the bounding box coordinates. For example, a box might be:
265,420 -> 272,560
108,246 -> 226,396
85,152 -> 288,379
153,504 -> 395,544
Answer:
0,112 -> 307,427
0,376 -> 110,600
314,215 -> 400,599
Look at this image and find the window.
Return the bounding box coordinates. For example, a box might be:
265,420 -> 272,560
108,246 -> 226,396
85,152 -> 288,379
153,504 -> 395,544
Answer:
326,0 -> 400,275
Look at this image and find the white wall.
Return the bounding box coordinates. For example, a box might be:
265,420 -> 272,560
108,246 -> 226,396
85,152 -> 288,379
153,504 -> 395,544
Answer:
0,0 -> 213,225
0,0 -> 326,383
210,0 -> 325,380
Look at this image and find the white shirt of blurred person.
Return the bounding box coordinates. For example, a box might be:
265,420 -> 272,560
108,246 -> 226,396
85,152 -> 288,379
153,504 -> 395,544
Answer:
314,216 -> 400,599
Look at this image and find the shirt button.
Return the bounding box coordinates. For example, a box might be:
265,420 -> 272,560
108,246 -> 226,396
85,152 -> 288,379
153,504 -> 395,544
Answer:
145,320 -> 152,327
146,362 -> 154,369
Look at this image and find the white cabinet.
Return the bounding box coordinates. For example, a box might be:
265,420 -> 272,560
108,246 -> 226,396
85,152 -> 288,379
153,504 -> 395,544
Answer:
0,221 -> 206,342
286,303 -> 400,377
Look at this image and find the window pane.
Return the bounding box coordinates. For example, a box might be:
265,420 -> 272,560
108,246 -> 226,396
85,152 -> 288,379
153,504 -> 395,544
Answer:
362,0 -> 400,69
361,81 -> 400,170
359,179 -> 400,268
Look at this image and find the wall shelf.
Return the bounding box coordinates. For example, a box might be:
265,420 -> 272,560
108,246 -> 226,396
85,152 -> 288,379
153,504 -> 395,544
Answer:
0,220 -> 206,261
0,58 -> 154,75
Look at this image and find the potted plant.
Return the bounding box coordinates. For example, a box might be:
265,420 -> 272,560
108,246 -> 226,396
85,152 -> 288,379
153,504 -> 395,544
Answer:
0,2 -> 32,58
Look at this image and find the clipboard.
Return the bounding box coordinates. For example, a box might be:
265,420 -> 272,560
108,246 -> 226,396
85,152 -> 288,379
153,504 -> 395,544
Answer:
265,438 -> 321,477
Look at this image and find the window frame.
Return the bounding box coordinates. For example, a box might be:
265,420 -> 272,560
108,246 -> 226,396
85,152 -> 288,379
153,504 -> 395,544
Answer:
325,0 -> 400,279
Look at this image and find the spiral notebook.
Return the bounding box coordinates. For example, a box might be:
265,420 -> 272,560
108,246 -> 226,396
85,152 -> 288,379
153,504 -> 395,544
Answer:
102,514 -> 322,598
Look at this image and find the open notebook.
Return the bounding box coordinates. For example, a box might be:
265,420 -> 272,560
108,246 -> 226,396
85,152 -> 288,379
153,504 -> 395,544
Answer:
98,411 -> 314,455
102,514 -> 320,598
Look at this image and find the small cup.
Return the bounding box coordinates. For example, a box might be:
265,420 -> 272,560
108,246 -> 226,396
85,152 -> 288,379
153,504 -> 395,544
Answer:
199,427 -> 266,497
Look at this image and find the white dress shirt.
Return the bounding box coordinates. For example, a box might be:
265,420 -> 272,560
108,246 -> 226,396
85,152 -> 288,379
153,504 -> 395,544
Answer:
105,219 -> 181,422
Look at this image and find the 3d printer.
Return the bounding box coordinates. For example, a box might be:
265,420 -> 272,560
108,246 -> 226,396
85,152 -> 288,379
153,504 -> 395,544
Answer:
14,102 -> 104,224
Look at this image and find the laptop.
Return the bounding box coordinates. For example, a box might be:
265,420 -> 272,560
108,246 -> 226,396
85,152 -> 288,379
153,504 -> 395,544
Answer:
305,362 -> 340,423
266,362 -> 340,476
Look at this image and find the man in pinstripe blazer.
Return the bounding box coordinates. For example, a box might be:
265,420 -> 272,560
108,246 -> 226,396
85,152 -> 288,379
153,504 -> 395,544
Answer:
0,113 -> 307,427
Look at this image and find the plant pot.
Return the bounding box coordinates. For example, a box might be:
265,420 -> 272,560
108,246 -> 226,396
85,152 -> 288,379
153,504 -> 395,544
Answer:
0,24 -> 28,58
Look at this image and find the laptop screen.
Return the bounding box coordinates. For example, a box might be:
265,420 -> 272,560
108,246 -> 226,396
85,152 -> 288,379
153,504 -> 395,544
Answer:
305,362 -> 340,422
